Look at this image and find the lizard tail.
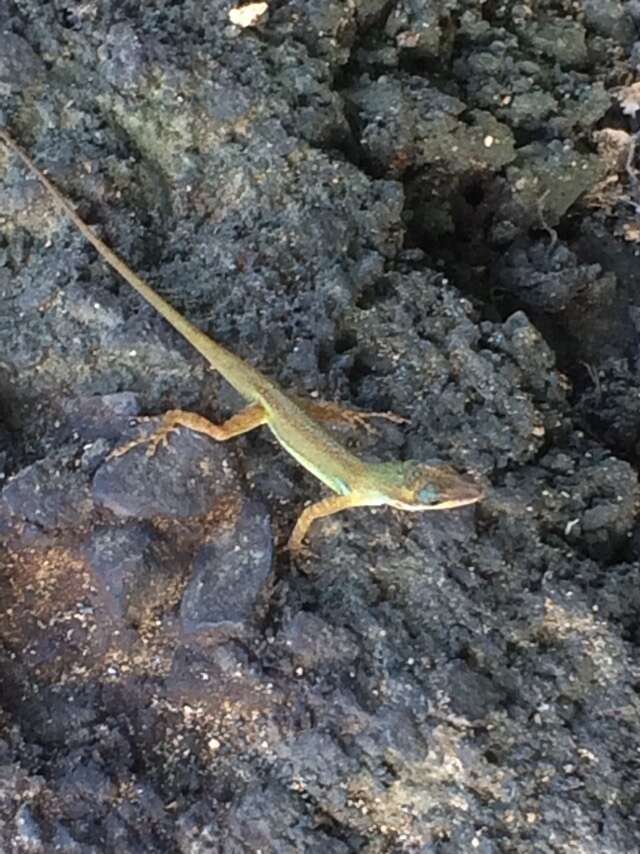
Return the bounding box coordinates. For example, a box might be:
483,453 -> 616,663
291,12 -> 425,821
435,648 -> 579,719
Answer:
0,128 -> 266,401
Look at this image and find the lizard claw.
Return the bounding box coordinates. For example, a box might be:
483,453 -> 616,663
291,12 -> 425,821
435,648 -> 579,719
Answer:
108,436 -> 145,461
369,410 -> 409,425
145,427 -> 176,457
285,540 -> 319,561
345,409 -> 408,434
108,419 -> 176,461
348,413 -> 377,434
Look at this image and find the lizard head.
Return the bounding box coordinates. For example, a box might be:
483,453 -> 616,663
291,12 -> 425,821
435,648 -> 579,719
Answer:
368,460 -> 485,511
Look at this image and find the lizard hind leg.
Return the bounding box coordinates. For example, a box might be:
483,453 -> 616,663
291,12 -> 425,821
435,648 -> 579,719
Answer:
109,403 -> 268,459
297,399 -> 408,435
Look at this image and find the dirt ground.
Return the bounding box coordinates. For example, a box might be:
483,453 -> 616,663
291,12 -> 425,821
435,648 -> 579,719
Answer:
1,1 -> 640,851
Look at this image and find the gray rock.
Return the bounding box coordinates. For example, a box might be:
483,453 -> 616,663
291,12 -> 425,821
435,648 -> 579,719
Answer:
0,33 -> 44,94
2,453 -> 94,530
85,521 -> 182,624
93,426 -> 238,518
14,803 -> 44,852
181,499 -> 272,632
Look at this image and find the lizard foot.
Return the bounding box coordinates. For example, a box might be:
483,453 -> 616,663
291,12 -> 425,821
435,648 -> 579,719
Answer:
108,419 -> 177,461
299,398 -> 408,434
344,409 -> 408,433
284,538 -> 318,562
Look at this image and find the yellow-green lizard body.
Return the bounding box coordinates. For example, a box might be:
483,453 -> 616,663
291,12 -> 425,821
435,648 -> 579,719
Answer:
0,129 -> 484,553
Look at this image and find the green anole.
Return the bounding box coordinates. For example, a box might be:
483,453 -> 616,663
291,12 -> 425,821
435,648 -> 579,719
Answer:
0,129 -> 484,554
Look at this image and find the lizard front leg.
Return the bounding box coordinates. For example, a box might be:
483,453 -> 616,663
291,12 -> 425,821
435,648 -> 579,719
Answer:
287,492 -> 374,555
110,403 -> 268,458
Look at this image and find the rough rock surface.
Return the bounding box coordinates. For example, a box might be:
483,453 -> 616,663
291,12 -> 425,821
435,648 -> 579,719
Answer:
1,1 -> 639,851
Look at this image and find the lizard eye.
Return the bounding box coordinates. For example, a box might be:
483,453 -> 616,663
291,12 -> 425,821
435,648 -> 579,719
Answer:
418,486 -> 439,504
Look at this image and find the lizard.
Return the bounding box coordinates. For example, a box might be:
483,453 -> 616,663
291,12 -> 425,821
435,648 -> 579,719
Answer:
0,128 -> 485,554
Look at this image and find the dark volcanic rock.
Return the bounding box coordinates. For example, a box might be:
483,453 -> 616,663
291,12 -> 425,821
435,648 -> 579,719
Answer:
2,451 -> 94,530
1,0 -> 640,851
180,498 -> 273,633
93,425 -> 238,519
85,521 -> 183,624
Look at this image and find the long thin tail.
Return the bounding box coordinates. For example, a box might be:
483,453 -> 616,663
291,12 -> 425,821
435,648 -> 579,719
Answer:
0,128 -> 263,400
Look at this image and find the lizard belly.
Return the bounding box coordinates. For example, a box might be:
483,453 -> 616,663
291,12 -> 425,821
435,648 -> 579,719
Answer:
267,422 -> 353,496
